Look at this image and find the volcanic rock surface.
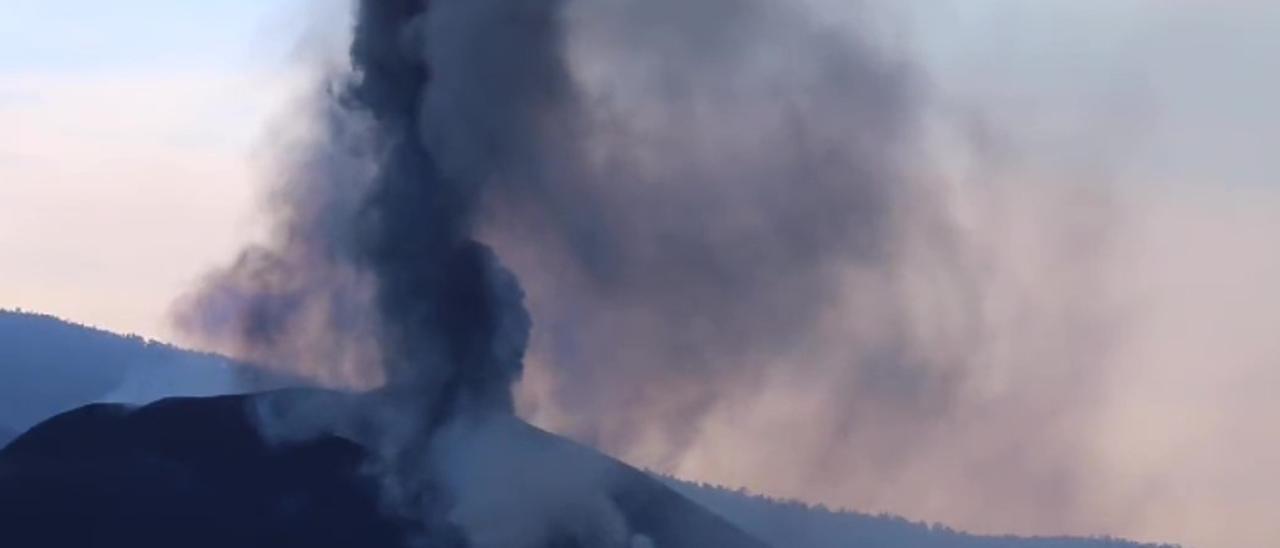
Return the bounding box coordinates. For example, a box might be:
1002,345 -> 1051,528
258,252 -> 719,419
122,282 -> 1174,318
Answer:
0,391 -> 769,548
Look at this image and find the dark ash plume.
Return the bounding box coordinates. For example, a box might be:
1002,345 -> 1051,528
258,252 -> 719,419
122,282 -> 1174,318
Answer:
172,0 -> 703,544
176,0 -> 555,543
177,0 -> 538,419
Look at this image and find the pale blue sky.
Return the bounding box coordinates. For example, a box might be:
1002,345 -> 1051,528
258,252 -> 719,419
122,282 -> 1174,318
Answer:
0,1 -> 294,74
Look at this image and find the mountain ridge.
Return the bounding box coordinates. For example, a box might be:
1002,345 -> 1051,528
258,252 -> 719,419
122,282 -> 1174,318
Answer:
0,309 -> 1177,548
663,479 -> 1176,548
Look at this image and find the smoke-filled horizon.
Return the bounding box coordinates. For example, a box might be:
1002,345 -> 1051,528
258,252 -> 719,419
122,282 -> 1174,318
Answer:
159,1 -> 1280,547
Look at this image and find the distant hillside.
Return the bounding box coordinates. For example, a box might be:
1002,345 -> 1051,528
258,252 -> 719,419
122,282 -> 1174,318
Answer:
0,309 -> 1174,547
664,480 -> 1178,548
0,309 -> 280,434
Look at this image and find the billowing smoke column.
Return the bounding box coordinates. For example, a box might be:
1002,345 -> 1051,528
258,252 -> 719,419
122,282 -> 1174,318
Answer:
180,0 -> 560,414
180,0 -> 1119,542
178,0 -> 563,543
337,0 -> 538,422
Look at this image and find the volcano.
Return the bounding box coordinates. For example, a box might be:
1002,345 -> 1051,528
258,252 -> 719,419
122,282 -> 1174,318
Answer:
0,390 -> 770,548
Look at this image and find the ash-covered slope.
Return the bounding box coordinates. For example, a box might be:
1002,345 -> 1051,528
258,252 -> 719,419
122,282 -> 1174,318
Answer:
0,391 -> 769,548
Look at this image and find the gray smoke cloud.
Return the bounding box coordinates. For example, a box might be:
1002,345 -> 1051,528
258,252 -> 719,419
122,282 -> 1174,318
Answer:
496,0 -> 1126,538
489,0 -> 925,459
178,0 -> 1131,543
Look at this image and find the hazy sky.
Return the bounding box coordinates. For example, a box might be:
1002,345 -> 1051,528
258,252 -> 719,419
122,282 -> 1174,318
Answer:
1,0 -> 300,336
2,2 -> 1279,546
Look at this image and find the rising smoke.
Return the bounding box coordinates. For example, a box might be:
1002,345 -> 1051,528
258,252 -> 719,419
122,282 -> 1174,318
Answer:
485,0 -> 1120,535
178,0 -> 1127,543
179,0 -> 557,544
181,0 -> 539,417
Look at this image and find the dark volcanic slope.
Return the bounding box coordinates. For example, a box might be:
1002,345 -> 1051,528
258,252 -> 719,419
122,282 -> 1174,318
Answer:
0,392 -> 769,548
0,394 -> 405,548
